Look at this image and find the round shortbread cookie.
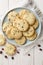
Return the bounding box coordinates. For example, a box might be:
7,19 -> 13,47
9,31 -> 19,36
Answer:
4,43 -> 16,56
32,20 -> 39,29
15,36 -> 26,45
8,11 -> 18,21
0,34 -> 6,46
15,18 -> 29,31
11,27 -> 22,39
26,32 -> 37,41
23,26 -> 35,37
23,12 -> 35,25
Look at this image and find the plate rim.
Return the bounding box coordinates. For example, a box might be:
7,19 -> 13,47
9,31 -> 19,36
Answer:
2,7 -> 41,48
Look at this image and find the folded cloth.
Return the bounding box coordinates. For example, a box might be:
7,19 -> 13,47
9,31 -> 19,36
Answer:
34,0 -> 43,13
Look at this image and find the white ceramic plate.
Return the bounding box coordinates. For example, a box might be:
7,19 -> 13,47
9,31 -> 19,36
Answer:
2,7 -> 41,47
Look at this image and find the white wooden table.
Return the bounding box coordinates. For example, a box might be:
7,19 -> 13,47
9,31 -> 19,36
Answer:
0,0 -> 43,65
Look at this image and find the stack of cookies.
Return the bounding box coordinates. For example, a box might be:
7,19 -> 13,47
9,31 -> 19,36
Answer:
2,9 -> 39,45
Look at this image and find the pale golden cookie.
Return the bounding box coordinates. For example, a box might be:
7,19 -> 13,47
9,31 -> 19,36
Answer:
6,33 -> 14,39
23,12 -> 35,25
4,43 -> 16,56
3,22 -> 13,39
8,11 -> 18,21
13,20 -> 17,27
0,34 -> 6,46
11,27 -> 22,39
23,26 -> 35,37
12,17 -> 19,27
5,25 -> 12,35
6,26 -> 13,39
26,32 -> 37,41
2,22 -> 9,32
15,18 -> 29,31
6,27 -> 14,39
2,22 -> 13,32
19,9 -> 30,18
32,20 -> 39,29
15,36 -> 26,45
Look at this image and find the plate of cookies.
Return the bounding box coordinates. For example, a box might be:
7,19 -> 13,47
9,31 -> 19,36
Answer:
2,7 -> 41,47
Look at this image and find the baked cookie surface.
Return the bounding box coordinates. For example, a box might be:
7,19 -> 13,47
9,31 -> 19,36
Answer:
32,20 -> 39,29
15,18 -> 29,31
23,13 -> 35,25
19,9 -> 35,25
4,43 -> 16,56
2,22 -> 13,32
8,11 -> 18,21
3,22 -> 13,39
23,26 -> 35,37
0,34 -> 6,46
15,36 -> 26,45
6,30 -> 14,39
19,9 -> 30,18
2,22 -> 9,32
11,27 -> 22,39
26,32 -> 37,41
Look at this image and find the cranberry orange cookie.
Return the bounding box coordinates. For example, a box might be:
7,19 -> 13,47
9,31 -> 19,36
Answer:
23,26 -> 35,37
32,20 -> 39,29
11,27 -> 22,39
4,43 -> 16,56
15,36 -> 26,45
26,32 -> 37,41
0,34 -> 6,46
